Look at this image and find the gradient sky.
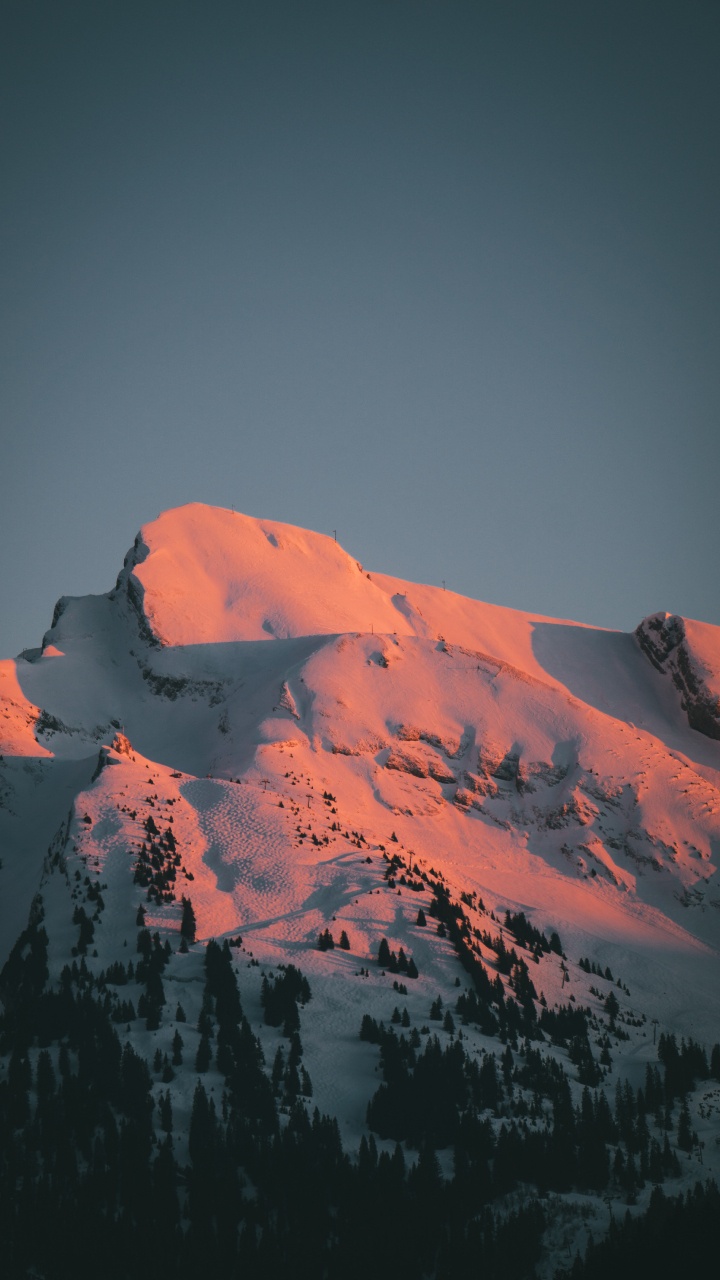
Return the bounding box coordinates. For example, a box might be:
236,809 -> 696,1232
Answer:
2,0 -> 718,658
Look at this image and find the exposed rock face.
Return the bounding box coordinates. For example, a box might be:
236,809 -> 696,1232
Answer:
635,613 -> 720,740
111,732 -> 134,757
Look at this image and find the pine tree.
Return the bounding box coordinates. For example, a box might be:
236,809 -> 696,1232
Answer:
605,990 -> 619,1026
416,908 -> 427,926
195,1033 -> 212,1073
160,1090 -> 173,1133
272,1047 -> 285,1093
35,1048 -> 56,1099
339,930 -> 351,950
172,1030 -> 184,1066
181,895 -> 196,944
378,937 -> 391,967
283,1001 -> 300,1036
677,1100 -> 693,1152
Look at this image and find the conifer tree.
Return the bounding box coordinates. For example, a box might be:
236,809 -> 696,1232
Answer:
181,895 -> 197,944
677,1100 -> 694,1152
195,1033 -> 212,1073
172,1030 -> 184,1065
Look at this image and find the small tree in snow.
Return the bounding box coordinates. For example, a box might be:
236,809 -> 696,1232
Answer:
181,896 -> 196,944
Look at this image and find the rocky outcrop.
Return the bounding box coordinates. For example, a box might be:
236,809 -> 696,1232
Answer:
636,613 -> 720,740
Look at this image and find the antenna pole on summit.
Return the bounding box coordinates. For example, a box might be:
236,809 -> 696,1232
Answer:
333,530 -> 336,542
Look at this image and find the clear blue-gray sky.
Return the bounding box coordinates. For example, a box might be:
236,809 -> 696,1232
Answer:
2,0 -> 718,658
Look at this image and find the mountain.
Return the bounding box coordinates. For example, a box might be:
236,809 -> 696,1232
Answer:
2,502 -> 720,1279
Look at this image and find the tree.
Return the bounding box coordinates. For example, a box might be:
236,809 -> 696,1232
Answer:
195,1033 -> 212,1073
172,1031 -> 184,1066
318,928 -> 335,951
339,930 -> 351,950
677,1100 -> 694,1152
137,928 -> 152,959
272,1047 -> 285,1093
378,938 -> 391,967
283,1002 -> 300,1036
605,990 -> 619,1026
181,896 -> 196,944
416,908 -> 427,927
160,1090 -> 173,1133
35,1049 -> 56,1099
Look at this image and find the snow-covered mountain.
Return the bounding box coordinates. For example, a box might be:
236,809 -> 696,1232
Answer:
2,502 -> 720,1278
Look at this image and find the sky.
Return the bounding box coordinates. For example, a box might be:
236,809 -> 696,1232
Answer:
1,0 -> 718,658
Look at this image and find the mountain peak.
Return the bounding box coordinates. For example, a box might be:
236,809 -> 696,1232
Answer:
120,503 -> 412,647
